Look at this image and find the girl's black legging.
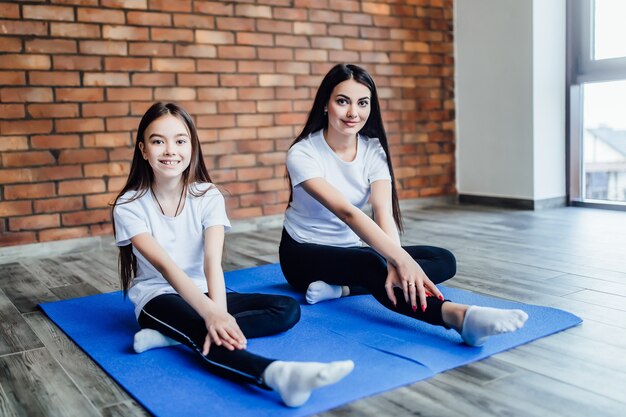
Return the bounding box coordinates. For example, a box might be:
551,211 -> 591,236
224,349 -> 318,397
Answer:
138,292 -> 301,388
279,228 -> 457,327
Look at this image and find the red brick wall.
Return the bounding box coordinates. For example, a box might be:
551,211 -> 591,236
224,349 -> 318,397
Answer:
0,0 -> 455,247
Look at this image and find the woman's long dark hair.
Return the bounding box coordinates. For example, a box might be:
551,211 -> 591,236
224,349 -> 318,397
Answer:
111,102 -> 212,296
288,63 -> 403,231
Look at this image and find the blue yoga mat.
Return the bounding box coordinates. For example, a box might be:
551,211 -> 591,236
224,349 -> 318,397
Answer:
40,263 -> 581,417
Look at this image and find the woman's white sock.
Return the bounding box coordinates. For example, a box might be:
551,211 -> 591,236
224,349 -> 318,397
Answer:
133,329 -> 180,353
460,306 -> 528,347
264,360 -> 354,407
306,281 -> 343,304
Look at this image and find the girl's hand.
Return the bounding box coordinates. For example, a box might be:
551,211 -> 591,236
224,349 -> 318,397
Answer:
385,260 -> 443,312
202,309 -> 247,355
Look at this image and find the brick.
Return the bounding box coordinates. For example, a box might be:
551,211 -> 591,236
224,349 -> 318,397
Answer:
258,178 -> 287,192
152,28 -> 193,42
257,151 -> 285,165
196,30 -> 235,45
107,176 -> 127,192
0,231 -> 37,247
132,73 -> 175,86
86,192 -> 117,209
152,58 -> 195,72
105,57 -> 150,71
238,87 -> 274,100
23,5 -> 75,21
258,47 -> 293,61
328,24 -> 359,37
56,88 -> 103,102
310,9 -> 341,23
294,22 -> 326,36
275,35 -> 309,48
218,127 -> 256,141
82,102 -> 129,117
55,118 -> 104,133
84,72 -> 130,86
28,104 -> 79,119
59,178 -> 106,195
276,62 -> 310,75
217,101 -> 255,114
80,41 -> 129,56
2,151 -> 56,168
0,201 -> 33,217
103,25 -> 149,40
106,116 -> 141,131
25,39 -> 77,54
5,182 -> 55,200
175,44 -> 217,58
273,7 -> 307,21
176,73 -> 218,87
34,196 -> 83,213
84,162 -> 130,177
197,88 -> 237,101
31,134 -> 80,149
78,8 -> 126,24
0,54 -> 50,70
54,56 -> 103,70
30,71 -> 81,86
220,74 -> 258,87
194,1 -> 233,15
200,140 -> 237,155
128,42 -> 173,56
240,191 -> 277,207
83,132 -> 131,148
222,181 -> 256,195
107,87 -> 152,101
236,32 -> 273,46
9,214 -> 60,231
295,49 -> 328,62
258,125 -> 293,139
0,104 -> 25,119
39,226 -> 90,242
235,4 -> 271,18
51,22 -> 100,38
215,17 -> 253,31
275,112 -> 307,126
108,147 -> 133,161
154,87 -> 196,101
178,101 -> 217,115
237,167 -> 273,181
53,0 -> 99,5
0,20 -> 48,36
236,139 -> 273,153
235,114 -> 273,128
101,0 -> 147,10
173,14 -> 215,29
197,59 -> 236,73
257,100 -> 292,113
256,19 -> 292,34
0,3 -> 20,18
217,46 -> 255,59
0,71 -> 25,85
149,0 -> 190,12
1,120 -> 53,135
127,11 -> 171,26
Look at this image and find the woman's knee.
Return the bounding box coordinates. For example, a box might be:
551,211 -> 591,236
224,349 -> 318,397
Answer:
437,247 -> 457,280
273,295 -> 301,331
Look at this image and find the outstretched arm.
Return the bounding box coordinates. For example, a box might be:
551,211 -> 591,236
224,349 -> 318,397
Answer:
300,178 -> 442,311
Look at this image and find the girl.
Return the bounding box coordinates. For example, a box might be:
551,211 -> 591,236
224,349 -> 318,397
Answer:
280,64 -> 528,346
112,102 -> 353,407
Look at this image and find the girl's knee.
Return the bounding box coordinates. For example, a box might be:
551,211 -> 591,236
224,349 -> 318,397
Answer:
274,296 -> 301,331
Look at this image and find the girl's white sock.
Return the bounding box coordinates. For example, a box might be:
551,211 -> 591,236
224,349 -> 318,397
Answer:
264,360 -> 354,407
133,329 -> 180,353
306,281 -> 343,304
460,306 -> 529,347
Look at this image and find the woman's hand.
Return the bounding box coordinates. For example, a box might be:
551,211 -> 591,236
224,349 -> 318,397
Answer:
385,260 -> 443,312
202,308 -> 247,355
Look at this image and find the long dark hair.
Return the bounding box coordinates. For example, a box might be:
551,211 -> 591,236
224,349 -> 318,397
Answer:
111,102 -> 212,295
288,63 -> 403,231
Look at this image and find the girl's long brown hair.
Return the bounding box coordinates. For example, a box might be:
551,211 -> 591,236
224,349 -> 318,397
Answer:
111,102 -> 212,296
287,64 -> 403,232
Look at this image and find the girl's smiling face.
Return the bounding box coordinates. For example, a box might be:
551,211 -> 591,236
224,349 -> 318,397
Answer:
139,114 -> 192,181
325,79 -> 372,139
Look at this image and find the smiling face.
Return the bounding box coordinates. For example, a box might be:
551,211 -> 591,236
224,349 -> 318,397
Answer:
139,114 -> 192,183
325,79 -> 372,140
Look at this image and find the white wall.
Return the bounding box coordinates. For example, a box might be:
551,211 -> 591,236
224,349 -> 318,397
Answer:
455,0 -> 566,202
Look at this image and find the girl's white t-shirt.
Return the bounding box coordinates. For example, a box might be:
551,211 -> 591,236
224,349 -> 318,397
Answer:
284,129 -> 391,247
113,183 -> 231,318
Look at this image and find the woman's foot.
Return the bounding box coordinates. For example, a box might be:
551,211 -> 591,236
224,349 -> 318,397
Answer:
133,329 -> 180,353
306,281 -> 344,304
264,360 -> 354,407
460,306 -> 529,346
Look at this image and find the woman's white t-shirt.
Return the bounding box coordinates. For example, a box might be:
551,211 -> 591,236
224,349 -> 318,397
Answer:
284,129 -> 391,247
113,183 -> 231,318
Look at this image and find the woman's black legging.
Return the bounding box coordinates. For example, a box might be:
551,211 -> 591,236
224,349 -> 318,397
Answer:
279,228 -> 456,327
138,292 -> 300,388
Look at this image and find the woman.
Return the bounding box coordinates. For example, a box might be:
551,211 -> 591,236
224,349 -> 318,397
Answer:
111,102 -> 353,407
280,64 -> 528,346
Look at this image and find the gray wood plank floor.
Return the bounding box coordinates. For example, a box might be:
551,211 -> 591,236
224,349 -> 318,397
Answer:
1,203 -> 625,417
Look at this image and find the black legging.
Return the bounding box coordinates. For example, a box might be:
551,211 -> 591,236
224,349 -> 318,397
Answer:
138,292 -> 300,388
279,228 -> 456,327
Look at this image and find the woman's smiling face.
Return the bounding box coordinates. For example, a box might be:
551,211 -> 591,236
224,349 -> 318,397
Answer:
325,79 -> 372,139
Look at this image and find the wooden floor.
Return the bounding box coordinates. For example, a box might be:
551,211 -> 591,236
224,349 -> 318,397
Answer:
1,203 -> 626,417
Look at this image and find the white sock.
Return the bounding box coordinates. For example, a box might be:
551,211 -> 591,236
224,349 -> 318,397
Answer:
306,281 -> 343,304
264,360 -> 354,407
133,329 -> 181,353
460,306 -> 528,347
